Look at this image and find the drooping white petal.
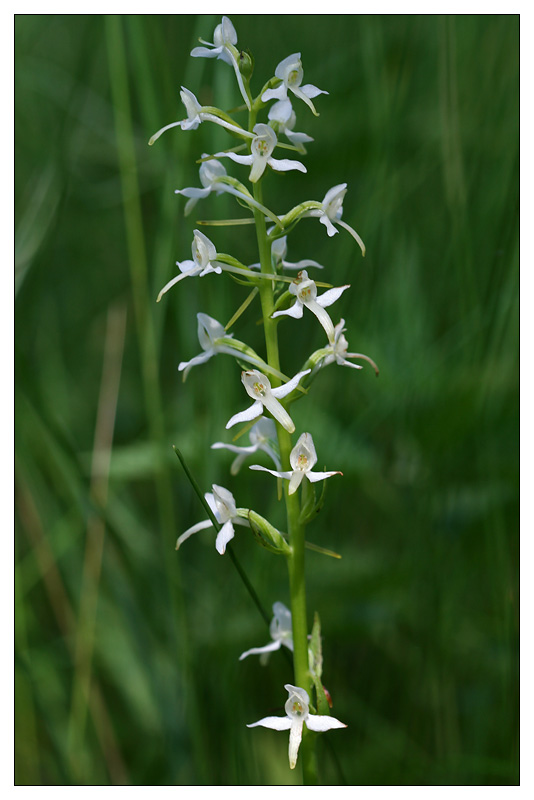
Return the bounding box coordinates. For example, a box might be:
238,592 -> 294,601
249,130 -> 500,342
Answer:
261,85 -> 286,103
319,213 -> 339,237
307,469 -> 342,483
215,520 -> 235,554
288,719 -> 304,769
305,714 -> 347,732
239,640 -> 282,661
190,45 -> 222,59
249,465 -> 292,480
175,518 -> 213,550
272,302 -> 304,321
178,349 -> 214,379
212,151 -> 253,167
300,84 -> 329,100
226,400 -> 263,429
288,470 -> 305,495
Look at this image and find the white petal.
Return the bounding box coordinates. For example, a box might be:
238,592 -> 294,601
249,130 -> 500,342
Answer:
288,470 -> 305,495
175,187 -> 212,199
175,519 -> 212,550
247,716 -> 292,731
307,470 -> 342,483
305,714 -> 347,732
261,393 -> 295,434
288,720 -> 304,769
212,151 -> 253,166
316,285 -> 350,309
238,640 -> 282,661
319,213 -> 339,237
267,156 -> 307,174
300,83 -> 329,100
272,302 -> 304,320
215,520 -> 235,554
190,45 -> 220,59
249,465 -> 292,480
271,369 -> 311,399
261,85 -> 286,103
336,218 -> 366,256
226,400 -> 263,429
156,266 -> 198,301
178,349 -> 214,379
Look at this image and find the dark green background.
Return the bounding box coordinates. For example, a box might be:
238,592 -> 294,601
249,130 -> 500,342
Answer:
15,14 -> 519,786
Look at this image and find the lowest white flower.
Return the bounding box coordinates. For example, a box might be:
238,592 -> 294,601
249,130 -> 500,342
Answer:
250,432 -> 341,496
306,183 -> 366,256
149,87 -> 253,145
178,313 -> 268,381
239,601 -> 293,662
213,124 -> 306,184
262,53 -> 328,117
226,369 -> 311,434
247,684 -> 346,770
267,99 -> 314,153
272,270 -> 349,343
211,417 -> 281,476
157,230 -> 221,302
321,319 -> 380,374
190,16 -> 251,110
175,485 -> 248,555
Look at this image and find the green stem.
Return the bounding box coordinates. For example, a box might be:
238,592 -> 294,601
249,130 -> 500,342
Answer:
251,173 -> 318,785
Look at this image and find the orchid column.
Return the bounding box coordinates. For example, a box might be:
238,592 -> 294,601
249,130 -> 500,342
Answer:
150,16 -> 377,784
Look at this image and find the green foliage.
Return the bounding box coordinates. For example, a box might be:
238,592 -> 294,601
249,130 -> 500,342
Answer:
15,13 -> 518,785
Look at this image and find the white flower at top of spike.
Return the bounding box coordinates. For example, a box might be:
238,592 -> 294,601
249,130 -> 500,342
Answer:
176,485 -> 248,555
157,230 -> 221,301
226,369 -> 310,434
250,432 -> 341,496
149,87 -> 253,145
190,16 -> 251,110
267,99 -> 314,153
178,313 -> 269,381
213,124 -> 306,184
239,602 -> 293,662
247,684 -> 346,770
321,319 -> 380,375
262,53 -> 328,117
211,417 -> 281,476
272,270 -> 349,343
306,183 -> 366,256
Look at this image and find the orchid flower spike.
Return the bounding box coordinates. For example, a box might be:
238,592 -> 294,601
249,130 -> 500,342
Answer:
250,431 -> 341,496
178,313 -> 269,381
272,270 -> 349,343
211,417 -> 281,476
157,230 -> 221,301
321,319 -> 380,375
190,16 -> 251,110
226,369 -> 311,434
267,99 -> 314,153
176,485 -> 248,555
239,602 -> 293,662
247,684 -> 346,770
149,86 -> 253,145
213,123 -> 306,184
262,53 -> 328,117
306,183 -> 366,256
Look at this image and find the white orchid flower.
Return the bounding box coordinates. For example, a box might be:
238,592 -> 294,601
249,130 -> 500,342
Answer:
211,417 -> 281,476
250,432 -> 341,496
321,319 -> 380,374
306,183 -> 366,256
175,156 -> 275,218
226,369 -> 310,434
249,235 -> 324,272
157,230 -> 221,301
190,16 -> 251,110
239,601 -> 293,662
213,124 -> 306,184
178,313 -> 269,381
149,87 -> 253,145
176,485 -> 248,555
267,99 -> 314,153
262,53 -> 328,117
272,270 -> 349,343
247,684 -> 346,770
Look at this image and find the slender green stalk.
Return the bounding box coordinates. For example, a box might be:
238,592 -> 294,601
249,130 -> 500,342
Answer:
251,174 -> 318,784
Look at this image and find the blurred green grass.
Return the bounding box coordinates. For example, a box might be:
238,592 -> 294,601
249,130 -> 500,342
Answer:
15,13 -> 518,786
